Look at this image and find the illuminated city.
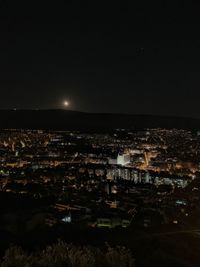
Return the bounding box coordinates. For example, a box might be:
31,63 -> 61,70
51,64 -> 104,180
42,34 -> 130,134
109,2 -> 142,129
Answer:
1,127 -> 200,228
1,0 -> 200,266
1,123 -> 200,266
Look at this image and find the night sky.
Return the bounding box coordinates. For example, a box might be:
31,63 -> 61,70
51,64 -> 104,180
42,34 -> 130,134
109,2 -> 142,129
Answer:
1,1 -> 200,117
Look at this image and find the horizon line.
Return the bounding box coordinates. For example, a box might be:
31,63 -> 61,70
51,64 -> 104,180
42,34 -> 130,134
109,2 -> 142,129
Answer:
0,108 -> 198,120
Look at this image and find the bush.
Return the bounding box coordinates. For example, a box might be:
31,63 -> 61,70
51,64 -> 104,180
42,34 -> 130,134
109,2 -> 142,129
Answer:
0,241 -> 135,267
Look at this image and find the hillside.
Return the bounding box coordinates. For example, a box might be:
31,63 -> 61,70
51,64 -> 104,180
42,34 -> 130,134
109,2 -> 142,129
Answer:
0,109 -> 199,131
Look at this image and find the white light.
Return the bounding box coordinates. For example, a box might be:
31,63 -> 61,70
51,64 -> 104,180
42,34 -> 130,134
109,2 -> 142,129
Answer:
64,101 -> 69,107
62,215 -> 71,223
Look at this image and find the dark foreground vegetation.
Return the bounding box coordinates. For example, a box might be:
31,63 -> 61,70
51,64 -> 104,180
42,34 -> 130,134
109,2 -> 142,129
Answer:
0,240 -> 134,267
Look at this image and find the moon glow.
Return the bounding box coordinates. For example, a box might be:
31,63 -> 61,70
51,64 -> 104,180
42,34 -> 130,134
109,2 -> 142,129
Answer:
64,101 -> 69,107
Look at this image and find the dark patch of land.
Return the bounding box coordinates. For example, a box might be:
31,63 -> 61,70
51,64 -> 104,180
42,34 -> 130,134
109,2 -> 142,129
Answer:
0,109 -> 200,131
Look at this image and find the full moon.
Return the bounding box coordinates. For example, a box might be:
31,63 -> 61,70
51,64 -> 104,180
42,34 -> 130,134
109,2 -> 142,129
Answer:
64,101 -> 69,107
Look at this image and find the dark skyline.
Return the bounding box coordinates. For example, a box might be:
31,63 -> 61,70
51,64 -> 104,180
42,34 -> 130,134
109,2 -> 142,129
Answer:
0,1 -> 200,117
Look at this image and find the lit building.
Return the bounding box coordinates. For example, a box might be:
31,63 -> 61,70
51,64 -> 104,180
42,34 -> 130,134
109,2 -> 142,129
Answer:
117,153 -> 130,166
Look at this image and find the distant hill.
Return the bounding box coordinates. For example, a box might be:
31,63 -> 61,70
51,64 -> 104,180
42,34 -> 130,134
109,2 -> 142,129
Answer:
0,109 -> 199,132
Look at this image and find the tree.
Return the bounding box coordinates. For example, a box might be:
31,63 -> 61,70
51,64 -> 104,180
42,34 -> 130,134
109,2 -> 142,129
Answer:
1,240 -> 135,267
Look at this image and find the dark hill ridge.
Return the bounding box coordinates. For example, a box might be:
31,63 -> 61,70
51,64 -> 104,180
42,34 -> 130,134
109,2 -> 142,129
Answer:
0,109 -> 200,131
